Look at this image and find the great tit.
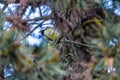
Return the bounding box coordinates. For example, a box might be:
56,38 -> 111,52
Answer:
41,27 -> 61,41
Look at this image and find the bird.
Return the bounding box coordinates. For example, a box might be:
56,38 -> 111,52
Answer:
40,27 -> 61,41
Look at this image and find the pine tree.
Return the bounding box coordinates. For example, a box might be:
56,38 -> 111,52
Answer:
0,0 -> 120,80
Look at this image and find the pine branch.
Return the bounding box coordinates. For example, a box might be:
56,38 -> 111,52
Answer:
21,20 -> 45,40
60,40 -> 96,48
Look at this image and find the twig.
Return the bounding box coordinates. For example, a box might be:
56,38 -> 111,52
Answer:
24,15 -> 52,22
21,20 -> 45,40
38,6 -> 42,16
60,40 -> 96,48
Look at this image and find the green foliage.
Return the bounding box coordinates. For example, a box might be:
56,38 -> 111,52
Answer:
0,12 -> 66,80
94,59 -> 104,72
1,0 -> 120,80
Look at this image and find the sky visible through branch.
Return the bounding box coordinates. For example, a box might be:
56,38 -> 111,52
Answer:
0,3 -> 52,46
0,0 -> 120,46
0,0 -> 119,46
0,0 -> 120,78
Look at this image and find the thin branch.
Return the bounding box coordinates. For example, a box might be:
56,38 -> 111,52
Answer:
38,6 -> 43,16
60,40 -> 96,48
21,20 -> 45,40
24,15 -> 52,22
2,3 -> 8,11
